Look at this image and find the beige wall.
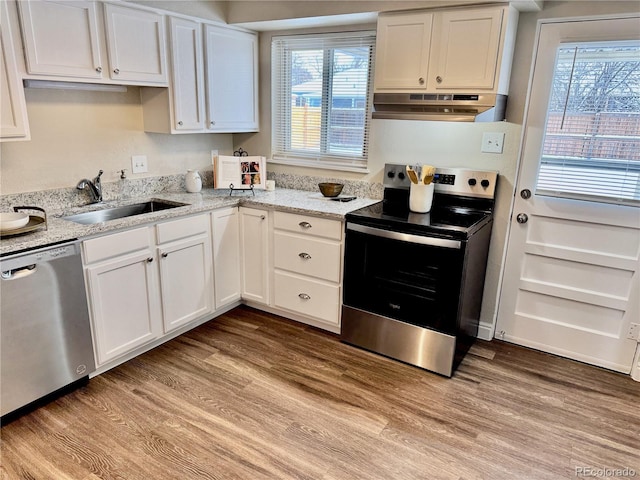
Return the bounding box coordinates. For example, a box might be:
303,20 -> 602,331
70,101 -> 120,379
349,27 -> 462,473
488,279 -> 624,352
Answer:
0,87 -> 233,195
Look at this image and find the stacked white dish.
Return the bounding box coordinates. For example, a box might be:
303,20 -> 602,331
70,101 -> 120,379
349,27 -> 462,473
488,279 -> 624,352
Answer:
0,212 -> 29,233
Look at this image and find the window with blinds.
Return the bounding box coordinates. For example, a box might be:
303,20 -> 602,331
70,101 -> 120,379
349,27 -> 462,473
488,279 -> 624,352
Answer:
271,32 -> 375,172
536,42 -> 640,206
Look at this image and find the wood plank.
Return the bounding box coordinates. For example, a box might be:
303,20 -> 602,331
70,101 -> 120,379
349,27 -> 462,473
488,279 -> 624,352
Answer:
2,306 -> 639,479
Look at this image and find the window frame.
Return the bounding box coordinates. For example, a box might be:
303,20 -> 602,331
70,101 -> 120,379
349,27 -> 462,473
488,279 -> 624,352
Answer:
271,31 -> 376,173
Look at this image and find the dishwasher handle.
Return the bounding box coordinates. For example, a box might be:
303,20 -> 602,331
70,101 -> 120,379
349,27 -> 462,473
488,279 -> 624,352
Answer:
2,264 -> 37,280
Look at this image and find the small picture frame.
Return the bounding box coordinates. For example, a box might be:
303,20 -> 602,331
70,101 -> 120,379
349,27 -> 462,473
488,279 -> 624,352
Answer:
214,154 -> 266,190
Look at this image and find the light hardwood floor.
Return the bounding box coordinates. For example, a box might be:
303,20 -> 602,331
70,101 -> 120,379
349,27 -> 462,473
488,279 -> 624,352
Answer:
2,306 -> 639,479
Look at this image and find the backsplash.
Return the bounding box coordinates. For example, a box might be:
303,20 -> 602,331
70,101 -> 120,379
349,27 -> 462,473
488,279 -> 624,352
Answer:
267,172 -> 383,199
1,170 -> 382,214
0,171 -> 214,213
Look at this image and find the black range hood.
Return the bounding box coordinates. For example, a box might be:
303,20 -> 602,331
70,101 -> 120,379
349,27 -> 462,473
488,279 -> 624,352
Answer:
372,93 -> 507,122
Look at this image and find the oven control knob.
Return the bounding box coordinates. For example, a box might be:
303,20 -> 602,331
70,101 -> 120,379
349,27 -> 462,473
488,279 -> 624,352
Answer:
387,171 -> 395,178
468,178 -> 477,186
481,179 -> 490,188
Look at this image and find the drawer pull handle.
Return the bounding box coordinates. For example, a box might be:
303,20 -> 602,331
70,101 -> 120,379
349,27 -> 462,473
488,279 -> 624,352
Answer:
298,252 -> 311,260
161,252 -> 168,258
298,293 -> 311,300
147,257 -> 154,263
113,68 -> 120,74
299,221 -> 312,229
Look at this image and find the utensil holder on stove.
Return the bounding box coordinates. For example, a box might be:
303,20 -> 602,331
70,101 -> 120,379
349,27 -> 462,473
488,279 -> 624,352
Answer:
409,183 -> 434,213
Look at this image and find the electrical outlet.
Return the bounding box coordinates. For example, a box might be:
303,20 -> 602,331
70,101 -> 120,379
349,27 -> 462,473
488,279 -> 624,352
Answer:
481,132 -> 505,154
627,323 -> 640,341
131,155 -> 148,174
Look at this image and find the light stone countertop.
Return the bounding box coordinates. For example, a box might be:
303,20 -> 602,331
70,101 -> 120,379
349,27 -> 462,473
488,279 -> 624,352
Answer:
0,188 -> 380,256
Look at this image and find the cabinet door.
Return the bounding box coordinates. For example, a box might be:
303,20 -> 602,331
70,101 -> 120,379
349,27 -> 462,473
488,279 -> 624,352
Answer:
212,207 -> 241,308
104,3 -> 167,85
17,0 -> 103,79
1,1 -> 29,140
158,234 -> 213,333
374,12 -> 433,91
204,25 -> 259,132
86,251 -> 161,365
239,207 -> 269,304
169,16 -> 205,131
427,7 -> 504,91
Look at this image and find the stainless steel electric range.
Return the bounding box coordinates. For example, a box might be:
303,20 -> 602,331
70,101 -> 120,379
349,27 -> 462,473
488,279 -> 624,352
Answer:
341,164 -> 498,377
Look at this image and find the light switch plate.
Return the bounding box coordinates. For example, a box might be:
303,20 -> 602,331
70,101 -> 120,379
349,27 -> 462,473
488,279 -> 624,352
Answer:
131,155 -> 148,173
481,132 -> 505,154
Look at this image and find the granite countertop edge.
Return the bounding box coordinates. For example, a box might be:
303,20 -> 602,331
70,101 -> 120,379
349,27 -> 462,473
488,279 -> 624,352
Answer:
1,188 -> 380,256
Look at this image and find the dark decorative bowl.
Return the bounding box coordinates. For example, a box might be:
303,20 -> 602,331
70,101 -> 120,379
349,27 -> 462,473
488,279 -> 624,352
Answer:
318,182 -> 344,197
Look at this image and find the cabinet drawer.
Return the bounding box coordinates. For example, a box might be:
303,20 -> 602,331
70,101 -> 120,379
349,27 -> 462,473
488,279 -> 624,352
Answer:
273,271 -> 341,326
83,227 -> 151,264
156,214 -> 209,244
273,231 -> 341,283
274,211 -> 342,241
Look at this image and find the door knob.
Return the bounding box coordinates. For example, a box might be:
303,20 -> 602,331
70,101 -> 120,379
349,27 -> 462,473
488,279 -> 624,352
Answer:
516,213 -> 528,224
520,189 -> 532,199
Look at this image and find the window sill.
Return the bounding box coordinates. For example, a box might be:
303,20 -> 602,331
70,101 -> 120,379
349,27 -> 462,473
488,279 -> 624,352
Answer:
269,156 -> 370,174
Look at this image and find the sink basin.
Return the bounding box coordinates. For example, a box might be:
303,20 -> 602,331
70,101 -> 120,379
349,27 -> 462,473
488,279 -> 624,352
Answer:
62,200 -> 189,225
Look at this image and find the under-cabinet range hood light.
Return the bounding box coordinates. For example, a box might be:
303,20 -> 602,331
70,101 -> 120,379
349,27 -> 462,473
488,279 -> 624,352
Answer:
23,79 -> 128,93
372,93 -> 507,122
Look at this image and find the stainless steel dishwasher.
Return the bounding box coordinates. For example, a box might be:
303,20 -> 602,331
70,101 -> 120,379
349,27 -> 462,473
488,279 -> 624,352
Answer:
1,240 -> 95,419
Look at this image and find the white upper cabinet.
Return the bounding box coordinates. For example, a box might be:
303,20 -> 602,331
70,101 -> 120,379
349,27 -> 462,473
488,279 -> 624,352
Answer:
168,16 -> 205,131
374,12 -> 433,91
103,3 -> 167,84
17,0 -> 103,79
141,20 -> 259,134
17,0 -> 167,86
427,7 -> 505,91
1,0 -> 30,141
204,24 -> 259,132
374,5 -> 517,94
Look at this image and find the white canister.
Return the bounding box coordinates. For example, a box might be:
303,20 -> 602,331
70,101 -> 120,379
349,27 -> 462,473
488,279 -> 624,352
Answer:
185,169 -> 202,193
265,179 -> 275,191
409,182 -> 435,213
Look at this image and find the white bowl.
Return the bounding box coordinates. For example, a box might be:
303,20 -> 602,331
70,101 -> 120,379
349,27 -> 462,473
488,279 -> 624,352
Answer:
0,212 -> 29,231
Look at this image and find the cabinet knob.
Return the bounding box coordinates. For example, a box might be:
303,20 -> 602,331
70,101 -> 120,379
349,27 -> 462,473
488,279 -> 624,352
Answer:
147,257 -> 154,263
516,213 -> 528,224
436,76 -> 443,84
113,68 -> 120,74
161,252 -> 168,258
178,121 -> 183,126
418,77 -> 425,85
210,121 -> 215,125
520,189 -> 532,199
96,66 -> 102,73
298,293 -> 311,300
260,215 -> 265,220
298,221 -> 312,229
298,252 -> 311,260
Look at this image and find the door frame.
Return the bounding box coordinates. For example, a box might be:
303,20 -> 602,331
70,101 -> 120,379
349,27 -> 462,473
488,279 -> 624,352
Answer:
494,12 -> 640,380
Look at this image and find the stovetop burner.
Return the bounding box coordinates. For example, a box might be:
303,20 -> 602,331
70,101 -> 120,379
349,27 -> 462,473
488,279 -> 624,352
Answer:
346,165 -> 498,240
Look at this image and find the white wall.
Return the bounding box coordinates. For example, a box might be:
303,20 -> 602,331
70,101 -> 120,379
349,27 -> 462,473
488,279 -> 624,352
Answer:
0,86 -> 233,195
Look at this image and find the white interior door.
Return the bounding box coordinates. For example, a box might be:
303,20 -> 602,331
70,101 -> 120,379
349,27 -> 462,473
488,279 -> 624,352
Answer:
496,16 -> 640,374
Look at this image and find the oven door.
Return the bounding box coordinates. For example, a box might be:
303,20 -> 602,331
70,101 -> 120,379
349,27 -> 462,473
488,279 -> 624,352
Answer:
343,223 -> 466,334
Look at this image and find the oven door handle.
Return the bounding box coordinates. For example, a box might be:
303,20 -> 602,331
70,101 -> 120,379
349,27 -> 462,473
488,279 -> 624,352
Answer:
347,223 -> 462,249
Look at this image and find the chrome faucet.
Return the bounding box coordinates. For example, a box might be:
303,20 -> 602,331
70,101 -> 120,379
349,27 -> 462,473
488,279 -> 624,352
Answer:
76,170 -> 104,203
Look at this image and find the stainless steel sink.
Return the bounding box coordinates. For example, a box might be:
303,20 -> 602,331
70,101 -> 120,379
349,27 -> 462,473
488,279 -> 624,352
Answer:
62,200 -> 189,225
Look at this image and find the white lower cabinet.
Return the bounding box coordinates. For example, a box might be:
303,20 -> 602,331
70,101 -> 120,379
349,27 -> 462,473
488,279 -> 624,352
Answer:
83,213 -> 215,367
272,211 -> 343,329
83,227 -> 162,366
212,207 -> 241,308
156,214 -> 213,333
239,206 -> 269,304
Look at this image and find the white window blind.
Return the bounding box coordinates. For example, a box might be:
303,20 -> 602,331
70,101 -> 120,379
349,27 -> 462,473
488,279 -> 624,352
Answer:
536,42 -> 640,206
271,31 -> 375,172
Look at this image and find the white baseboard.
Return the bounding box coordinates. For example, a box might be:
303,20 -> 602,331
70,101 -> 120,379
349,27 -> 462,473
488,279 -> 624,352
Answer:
477,321 -> 495,341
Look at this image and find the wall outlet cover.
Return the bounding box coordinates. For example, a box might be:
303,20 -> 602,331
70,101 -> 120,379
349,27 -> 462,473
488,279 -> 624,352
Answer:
482,132 -> 505,154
